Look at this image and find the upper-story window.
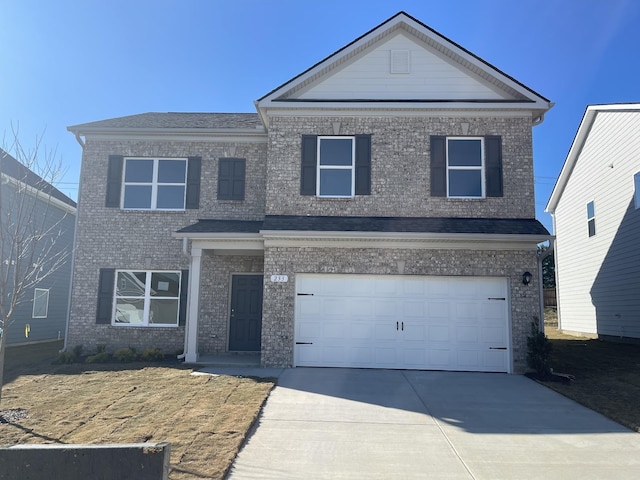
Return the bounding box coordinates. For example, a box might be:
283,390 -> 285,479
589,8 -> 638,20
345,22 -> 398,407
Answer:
123,158 -> 187,210
301,135 -> 371,197
634,172 -> 640,209
318,137 -> 355,198
430,135 -> 503,199
587,200 -> 596,237
447,138 -> 484,198
105,155 -> 201,210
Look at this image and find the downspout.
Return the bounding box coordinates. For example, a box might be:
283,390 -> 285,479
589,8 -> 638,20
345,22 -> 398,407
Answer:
177,237 -> 190,360
62,132 -> 84,352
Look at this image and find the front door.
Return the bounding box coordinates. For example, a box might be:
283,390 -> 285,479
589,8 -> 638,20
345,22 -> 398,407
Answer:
229,275 -> 263,351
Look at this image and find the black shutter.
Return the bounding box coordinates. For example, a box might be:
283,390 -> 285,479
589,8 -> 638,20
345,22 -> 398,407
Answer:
96,268 -> 115,324
355,134 -> 371,195
106,155 -> 123,207
179,270 -> 189,326
485,136 -> 503,197
185,156 -> 201,209
300,135 -> 317,195
218,158 -> 246,200
430,136 -> 446,197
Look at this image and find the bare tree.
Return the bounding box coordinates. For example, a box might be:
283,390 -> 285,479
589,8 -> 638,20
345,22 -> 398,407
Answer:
0,130 -> 72,403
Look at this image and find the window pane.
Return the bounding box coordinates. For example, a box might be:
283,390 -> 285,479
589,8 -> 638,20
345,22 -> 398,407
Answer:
319,169 -> 352,196
157,186 -> 185,209
448,139 -> 482,166
588,218 -> 596,237
116,271 -> 146,296
115,298 -> 145,324
149,299 -> 179,325
125,159 -> 153,182
150,272 -> 180,297
587,201 -> 595,219
635,173 -> 640,209
158,160 -> 186,183
449,170 -> 482,197
33,289 -> 49,318
319,138 -> 353,166
123,185 -> 152,208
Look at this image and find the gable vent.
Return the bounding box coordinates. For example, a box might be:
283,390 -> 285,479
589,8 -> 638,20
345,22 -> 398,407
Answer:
390,49 -> 410,74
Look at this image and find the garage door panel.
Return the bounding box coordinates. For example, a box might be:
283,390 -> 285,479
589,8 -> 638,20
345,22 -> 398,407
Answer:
428,325 -> 450,342
349,322 -> 374,340
295,274 -> 509,372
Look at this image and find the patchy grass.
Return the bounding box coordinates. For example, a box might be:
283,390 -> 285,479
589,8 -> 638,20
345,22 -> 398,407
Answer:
1,343 -> 274,479
541,312 -> 640,433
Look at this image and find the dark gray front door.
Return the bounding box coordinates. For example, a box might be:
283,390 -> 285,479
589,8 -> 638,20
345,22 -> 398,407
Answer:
229,275 -> 263,351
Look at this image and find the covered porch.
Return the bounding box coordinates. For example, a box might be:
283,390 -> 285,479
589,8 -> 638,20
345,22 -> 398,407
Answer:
174,219 -> 265,363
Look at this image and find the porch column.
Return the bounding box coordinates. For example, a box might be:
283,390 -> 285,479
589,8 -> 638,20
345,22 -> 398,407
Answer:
184,247 -> 202,363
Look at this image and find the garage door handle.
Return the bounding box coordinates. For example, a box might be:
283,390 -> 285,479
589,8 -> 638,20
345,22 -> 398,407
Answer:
488,297 -> 506,301
296,342 -> 313,345
490,347 -> 507,350
402,321 -> 404,331
396,321 -> 399,331
297,293 -> 314,296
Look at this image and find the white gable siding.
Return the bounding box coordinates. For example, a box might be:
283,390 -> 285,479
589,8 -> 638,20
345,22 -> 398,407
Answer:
296,32 -> 511,101
555,111 -> 640,338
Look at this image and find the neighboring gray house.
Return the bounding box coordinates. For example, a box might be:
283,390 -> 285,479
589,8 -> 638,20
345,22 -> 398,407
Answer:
0,149 -> 76,345
67,12 -> 552,373
546,103 -> 640,341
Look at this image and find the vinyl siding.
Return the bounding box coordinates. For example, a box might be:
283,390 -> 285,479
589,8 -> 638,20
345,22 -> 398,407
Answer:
296,32 -> 510,101
1,182 -> 75,345
555,111 -> 640,338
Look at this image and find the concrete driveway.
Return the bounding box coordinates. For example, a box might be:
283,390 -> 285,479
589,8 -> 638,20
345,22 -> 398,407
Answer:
225,368 -> 640,479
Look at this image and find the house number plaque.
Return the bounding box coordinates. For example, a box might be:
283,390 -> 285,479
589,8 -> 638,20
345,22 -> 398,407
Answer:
270,275 -> 288,283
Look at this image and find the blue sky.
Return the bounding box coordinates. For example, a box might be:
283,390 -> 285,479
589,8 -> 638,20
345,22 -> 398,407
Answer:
2,0 -> 639,231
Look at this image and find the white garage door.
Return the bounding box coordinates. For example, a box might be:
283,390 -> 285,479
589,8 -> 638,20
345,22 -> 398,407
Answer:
294,274 -> 510,373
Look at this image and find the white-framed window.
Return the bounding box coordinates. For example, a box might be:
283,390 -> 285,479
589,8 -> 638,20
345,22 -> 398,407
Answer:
113,271 -> 181,327
32,288 -> 49,318
634,172 -> 640,209
587,200 -> 596,237
122,158 -> 187,210
447,137 -> 485,198
317,136 -> 355,198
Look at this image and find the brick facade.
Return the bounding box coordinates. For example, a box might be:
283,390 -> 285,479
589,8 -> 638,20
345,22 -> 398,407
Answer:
66,138 -> 267,352
266,116 -> 535,218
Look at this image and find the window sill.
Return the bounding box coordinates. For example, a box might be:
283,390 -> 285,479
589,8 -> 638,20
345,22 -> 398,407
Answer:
118,209 -> 187,214
111,324 -> 181,328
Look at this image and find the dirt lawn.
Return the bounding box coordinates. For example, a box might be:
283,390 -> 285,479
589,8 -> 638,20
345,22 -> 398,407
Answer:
0,342 -> 274,480
542,308 -> 640,433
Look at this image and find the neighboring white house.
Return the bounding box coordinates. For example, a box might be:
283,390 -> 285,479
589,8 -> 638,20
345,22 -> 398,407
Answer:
546,103 -> 640,340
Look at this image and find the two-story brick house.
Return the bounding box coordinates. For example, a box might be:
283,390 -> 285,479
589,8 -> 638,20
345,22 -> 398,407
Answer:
67,12 -> 551,373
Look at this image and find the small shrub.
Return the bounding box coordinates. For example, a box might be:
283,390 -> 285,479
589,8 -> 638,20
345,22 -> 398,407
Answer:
53,351 -> 76,364
141,348 -> 165,362
113,347 -> 138,363
72,345 -> 84,358
527,317 -> 552,376
96,344 -> 106,354
86,352 -> 111,364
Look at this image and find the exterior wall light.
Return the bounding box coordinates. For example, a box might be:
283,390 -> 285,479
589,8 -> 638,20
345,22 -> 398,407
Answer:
522,271 -> 532,285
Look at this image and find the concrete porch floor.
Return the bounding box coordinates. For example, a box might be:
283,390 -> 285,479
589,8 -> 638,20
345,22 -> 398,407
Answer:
193,352 -> 261,367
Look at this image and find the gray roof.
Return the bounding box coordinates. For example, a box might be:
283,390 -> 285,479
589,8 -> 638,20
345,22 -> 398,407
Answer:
178,216 -> 550,236
0,149 -> 77,208
177,219 -> 264,234
68,112 -> 263,132
262,216 -> 550,235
